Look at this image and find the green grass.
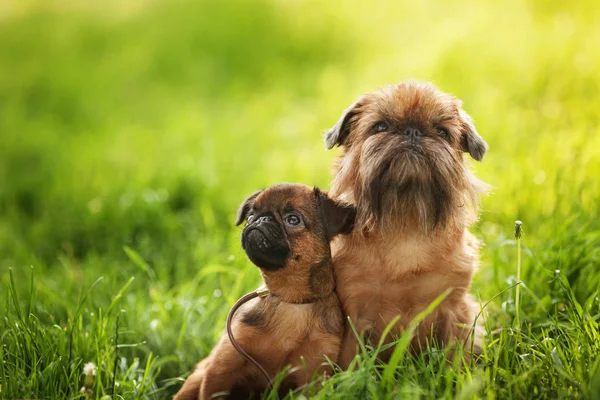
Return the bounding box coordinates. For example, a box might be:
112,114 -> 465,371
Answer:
1,0 -> 599,398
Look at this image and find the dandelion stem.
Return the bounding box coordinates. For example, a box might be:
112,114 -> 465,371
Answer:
515,220 -> 523,329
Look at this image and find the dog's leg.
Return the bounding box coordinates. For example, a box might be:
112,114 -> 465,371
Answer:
291,333 -> 340,384
451,296 -> 484,360
337,324 -> 361,370
200,341 -> 248,400
200,368 -> 238,400
422,298 -> 483,362
175,358 -> 210,400
174,360 -> 207,400
337,317 -> 384,369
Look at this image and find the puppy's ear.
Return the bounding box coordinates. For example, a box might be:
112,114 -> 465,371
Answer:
459,109 -> 488,161
236,190 -> 262,226
314,188 -> 356,239
324,97 -> 364,150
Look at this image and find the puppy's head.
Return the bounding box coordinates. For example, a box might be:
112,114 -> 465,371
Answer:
236,183 -> 355,273
325,81 -> 488,233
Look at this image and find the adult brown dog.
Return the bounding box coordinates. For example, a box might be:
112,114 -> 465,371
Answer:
325,81 -> 489,367
174,183 -> 355,399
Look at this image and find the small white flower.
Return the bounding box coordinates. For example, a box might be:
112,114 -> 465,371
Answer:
83,362 -> 97,377
80,386 -> 87,393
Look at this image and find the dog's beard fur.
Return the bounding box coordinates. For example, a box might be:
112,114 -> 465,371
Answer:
352,136 -> 486,234
357,137 -> 454,232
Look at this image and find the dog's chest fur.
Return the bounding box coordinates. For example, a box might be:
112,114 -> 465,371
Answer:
236,294 -> 342,381
332,229 -> 480,340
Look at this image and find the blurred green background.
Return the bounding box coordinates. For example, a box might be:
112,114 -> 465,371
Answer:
1,0 -> 599,398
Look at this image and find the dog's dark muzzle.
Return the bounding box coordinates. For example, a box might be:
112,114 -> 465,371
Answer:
241,221 -> 289,271
245,229 -> 273,252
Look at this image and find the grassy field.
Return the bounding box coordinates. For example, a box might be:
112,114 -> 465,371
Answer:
1,0 -> 599,398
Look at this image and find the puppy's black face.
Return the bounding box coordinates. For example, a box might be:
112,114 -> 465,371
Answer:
241,211 -> 290,272
236,184 -> 355,272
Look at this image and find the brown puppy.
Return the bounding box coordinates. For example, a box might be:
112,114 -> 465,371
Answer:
325,81 -> 489,367
175,183 -> 355,399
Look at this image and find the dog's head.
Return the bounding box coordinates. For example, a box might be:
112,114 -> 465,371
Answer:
236,183 -> 355,276
325,81 -> 488,233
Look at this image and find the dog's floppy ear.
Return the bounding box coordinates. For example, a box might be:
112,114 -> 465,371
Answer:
314,188 -> 356,239
459,109 -> 488,161
324,97 -> 364,150
236,190 -> 262,226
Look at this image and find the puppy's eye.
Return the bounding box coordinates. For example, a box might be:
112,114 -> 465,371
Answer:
372,121 -> 389,133
246,214 -> 255,224
437,128 -> 449,139
284,214 -> 302,227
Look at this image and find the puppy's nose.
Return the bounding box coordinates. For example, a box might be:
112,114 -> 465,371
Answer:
256,215 -> 273,224
403,127 -> 422,139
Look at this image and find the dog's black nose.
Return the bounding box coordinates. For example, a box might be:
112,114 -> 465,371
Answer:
403,127 -> 422,138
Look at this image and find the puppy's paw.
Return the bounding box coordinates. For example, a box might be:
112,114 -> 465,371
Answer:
174,367 -> 205,400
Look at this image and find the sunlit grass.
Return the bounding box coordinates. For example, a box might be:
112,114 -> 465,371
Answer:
1,0 -> 599,398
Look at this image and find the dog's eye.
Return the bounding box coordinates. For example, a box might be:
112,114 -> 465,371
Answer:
437,128 -> 449,139
284,214 -> 302,227
372,121 -> 389,133
246,214 -> 255,224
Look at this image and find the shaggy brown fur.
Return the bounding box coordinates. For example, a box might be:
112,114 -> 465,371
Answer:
325,81 -> 489,367
174,184 -> 355,399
